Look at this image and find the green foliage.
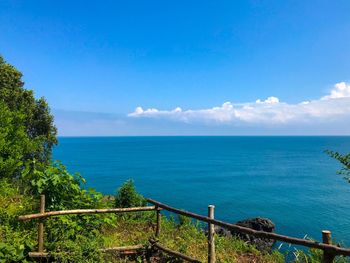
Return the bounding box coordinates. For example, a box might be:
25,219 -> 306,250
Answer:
0,101 -> 36,179
0,55 -> 57,178
326,150 -> 350,182
115,180 -> 146,208
0,176 -> 114,262
45,222 -> 104,263
22,160 -> 103,211
0,225 -> 35,263
177,214 -> 193,226
0,178 -> 36,263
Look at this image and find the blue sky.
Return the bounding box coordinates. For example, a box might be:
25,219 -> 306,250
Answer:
1,1 -> 350,135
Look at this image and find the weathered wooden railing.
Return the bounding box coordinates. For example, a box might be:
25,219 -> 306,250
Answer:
147,198 -> 350,263
18,195 -> 350,263
18,195 -> 156,258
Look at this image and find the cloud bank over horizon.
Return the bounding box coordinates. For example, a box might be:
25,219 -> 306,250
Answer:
54,82 -> 350,136
128,82 -> 350,125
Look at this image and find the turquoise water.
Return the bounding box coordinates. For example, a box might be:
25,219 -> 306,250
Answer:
53,136 -> 350,245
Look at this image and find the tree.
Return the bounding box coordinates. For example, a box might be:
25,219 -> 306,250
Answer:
115,180 -> 146,208
0,101 -> 34,178
0,55 -> 57,177
326,150 -> 350,182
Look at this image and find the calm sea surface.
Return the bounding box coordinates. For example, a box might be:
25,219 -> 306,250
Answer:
53,136 -> 350,245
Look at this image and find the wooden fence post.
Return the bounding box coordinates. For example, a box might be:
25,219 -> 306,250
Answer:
155,206 -> 161,237
208,205 -> 216,263
38,195 -> 45,253
322,230 -> 335,263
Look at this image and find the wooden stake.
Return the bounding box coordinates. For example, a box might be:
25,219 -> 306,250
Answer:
208,205 -> 216,263
155,206 -> 161,237
322,230 -> 335,263
38,195 -> 45,253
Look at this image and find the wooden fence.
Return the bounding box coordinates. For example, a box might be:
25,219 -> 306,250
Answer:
18,195 -> 350,263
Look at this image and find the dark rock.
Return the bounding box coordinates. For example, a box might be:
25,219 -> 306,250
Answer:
204,225 -> 232,238
214,225 -> 232,238
232,217 -> 276,252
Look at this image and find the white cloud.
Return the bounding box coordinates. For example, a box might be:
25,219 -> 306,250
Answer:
321,82 -> 350,100
255,96 -> 280,104
128,82 -> 350,124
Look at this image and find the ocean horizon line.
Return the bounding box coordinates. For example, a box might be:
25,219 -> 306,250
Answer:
57,134 -> 350,138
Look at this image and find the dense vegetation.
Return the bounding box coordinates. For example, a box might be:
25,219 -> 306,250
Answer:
0,55 -> 349,262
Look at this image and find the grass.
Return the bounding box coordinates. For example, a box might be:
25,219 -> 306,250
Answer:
101,213 -> 285,262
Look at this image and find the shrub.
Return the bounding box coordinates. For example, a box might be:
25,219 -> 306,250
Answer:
21,160 -> 103,211
115,180 -> 146,208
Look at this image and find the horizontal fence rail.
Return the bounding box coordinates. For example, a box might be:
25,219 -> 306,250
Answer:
18,206 -> 156,221
29,245 -> 145,258
147,198 -> 350,257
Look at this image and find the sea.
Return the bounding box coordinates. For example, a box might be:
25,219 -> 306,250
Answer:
53,136 -> 350,246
